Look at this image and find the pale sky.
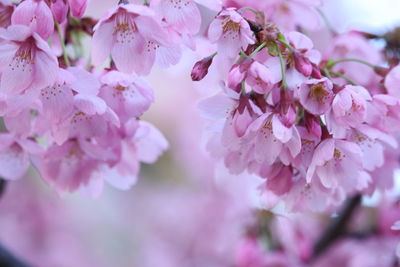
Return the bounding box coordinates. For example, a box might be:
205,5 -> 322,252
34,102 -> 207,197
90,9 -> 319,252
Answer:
323,0 -> 400,33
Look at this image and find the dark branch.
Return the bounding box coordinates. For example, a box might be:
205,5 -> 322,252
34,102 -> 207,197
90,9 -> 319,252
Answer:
0,244 -> 32,267
312,194 -> 362,258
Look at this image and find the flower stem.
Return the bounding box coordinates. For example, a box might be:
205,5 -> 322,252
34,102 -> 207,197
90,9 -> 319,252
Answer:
241,80 -> 246,95
316,8 -> 336,35
238,7 -> 259,15
276,39 -> 293,51
249,41 -> 268,57
328,58 -> 377,69
329,71 -> 357,85
276,44 -> 287,89
55,19 -> 70,67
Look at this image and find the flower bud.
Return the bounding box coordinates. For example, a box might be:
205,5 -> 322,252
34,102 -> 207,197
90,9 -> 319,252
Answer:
191,54 -> 215,81
51,0 -> 68,24
294,52 -> 312,77
305,112 -> 322,139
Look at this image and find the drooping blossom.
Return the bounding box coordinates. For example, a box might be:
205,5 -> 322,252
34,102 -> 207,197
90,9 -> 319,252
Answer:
99,70 -> 154,123
306,138 -> 370,193
0,25 -> 58,105
298,77 -> 334,115
208,8 -> 255,58
326,85 -> 371,137
92,3 -> 176,75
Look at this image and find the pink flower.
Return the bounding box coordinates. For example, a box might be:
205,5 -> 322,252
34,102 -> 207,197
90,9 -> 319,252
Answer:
246,61 -> 276,94
92,4 -> 175,75
287,32 -> 321,82
38,68 -> 75,130
35,139 -> 109,193
11,0 -> 54,40
97,119 -> 168,192
99,70 -> 154,123
349,125 -> 397,172
292,126 -> 320,176
208,8 -> 255,58
245,111 -> 301,166
0,0 -> 14,28
0,25 -> 58,96
0,133 -> 43,180
37,67 -> 119,144
384,65 -> 400,98
298,77 -> 334,115
306,138 -> 370,192
327,85 -> 371,137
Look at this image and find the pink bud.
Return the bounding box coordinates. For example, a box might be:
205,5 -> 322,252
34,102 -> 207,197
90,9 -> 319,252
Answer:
191,54 -> 215,81
305,113 -> 321,139
227,65 -> 245,92
51,0 -> 68,24
311,63 -> 322,79
294,52 -> 312,77
68,0 -> 88,18
279,105 -> 296,128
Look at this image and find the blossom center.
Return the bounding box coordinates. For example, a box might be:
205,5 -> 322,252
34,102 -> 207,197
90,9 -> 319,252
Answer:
222,19 -> 240,39
9,41 -> 35,72
168,0 -> 190,9
309,84 -> 329,104
114,12 -> 138,44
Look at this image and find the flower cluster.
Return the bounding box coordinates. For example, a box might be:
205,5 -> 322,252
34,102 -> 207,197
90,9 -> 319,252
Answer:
0,0 -> 223,195
196,6 -> 400,212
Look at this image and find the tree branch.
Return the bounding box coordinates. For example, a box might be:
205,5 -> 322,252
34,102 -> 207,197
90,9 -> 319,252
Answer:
0,244 -> 32,267
312,194 -> 362,258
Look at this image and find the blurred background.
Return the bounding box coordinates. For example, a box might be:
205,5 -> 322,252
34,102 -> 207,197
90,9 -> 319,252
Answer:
1,0 -> 400,266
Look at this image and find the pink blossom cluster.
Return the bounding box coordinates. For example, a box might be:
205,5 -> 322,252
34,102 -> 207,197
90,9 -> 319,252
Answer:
0,0 -> 225,195
196,6 -> 400,212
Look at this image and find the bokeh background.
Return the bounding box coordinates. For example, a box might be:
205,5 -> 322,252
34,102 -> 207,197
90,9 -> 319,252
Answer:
1,0 -> 400,266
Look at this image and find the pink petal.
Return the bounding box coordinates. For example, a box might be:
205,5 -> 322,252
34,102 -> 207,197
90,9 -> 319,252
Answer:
272,115 -> 292,143
68,67 -> 100,95
0,42 -> 18,72
29,48 -> 59,91
288,31 -> 313,50
111,33 -> 149,74
0,56 -> 34,94
208,18 -> 223,42
135,121 -> 169,164
160,0 -> 201,34
74,94 -> 107,115
91,21 -> 114,66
